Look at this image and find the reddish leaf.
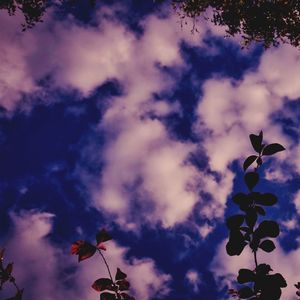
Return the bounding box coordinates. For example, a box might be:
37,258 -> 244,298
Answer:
96,229 -> 112,245
5,263 -> 13,275
115,268 -> 127,280
70,240 -> 96,262
92,278 -> 114,292
0,248 -> 5,260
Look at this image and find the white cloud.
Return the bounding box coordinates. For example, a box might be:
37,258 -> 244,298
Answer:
2,210 -> 171,300
185,269 -> 202,293
293,190 -> 300,215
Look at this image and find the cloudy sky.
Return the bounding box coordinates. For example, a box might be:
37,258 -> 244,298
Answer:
1,1 -> 300,299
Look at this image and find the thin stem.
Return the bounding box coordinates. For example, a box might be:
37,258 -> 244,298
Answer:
254,250 -> 258,268
98,249 -> 121,299
98,249 -> 114,283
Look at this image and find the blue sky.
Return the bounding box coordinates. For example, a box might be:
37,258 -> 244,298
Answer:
1,1 -> 300,300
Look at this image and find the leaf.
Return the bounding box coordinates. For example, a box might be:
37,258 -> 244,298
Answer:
96,229 -> 112,245
259,240 -> 276,253
256,193 -> 277,206
255,221 -> 280,238
117,279 -> 130,291
262,143 -> 285,156
249,131 -> 263,153
256,156 -> 263,166
270,273 -> 287,288
245,209 -> 257,228
92,278 -> 114,292
70,240 -> 97,262
232,193 -> 251,205
121,293 -> 135,300
254,205 -> 266,216
5,263 -> 13,275
6,289 -> 23,300
226,230 -> 247,256
256,264 -> 272,275
226,215 -> 245,230
243,155 -> 258,171
115,268 -> 127,281
244,172 -> 259,191
100,293 -> 116,300
238,286 -> 254,298
237,269 -> 255,283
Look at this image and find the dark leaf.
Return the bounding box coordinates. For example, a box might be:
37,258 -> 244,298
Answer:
96,229 -> 112,245
226,230 -> 247,256
250,237 -> 260,251
270,273 -> 287,288
259,240 -> 276,252
100,293 -> 116,300
233,193 -> 251,205
240,226 -> 250,233
226,215 -> 245,230
237,269 -> 255,283
254,206 -> 266,216
255,193 -> 277,206
117,279 -> 130,291
255,221 -> 280,238
243,155 -> 258,171
5,263 -> 13,275
121,293 -> 135,300
250,131 -> 263,153
6,289 -> 23,300
244,172 -> 259,191
256,264 -> 272,275
115,268 -> 127,281
262,143 -> 285,156
245,209 -> 257,229
257,156 -> 263,166
70,240 -> 97,262
239,286 -> 254,298
92,278 -> 114,292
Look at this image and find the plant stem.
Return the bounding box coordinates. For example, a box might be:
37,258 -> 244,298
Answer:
254,250 -> 258,268
98,249 -> 114,283
98,249 -> 121,299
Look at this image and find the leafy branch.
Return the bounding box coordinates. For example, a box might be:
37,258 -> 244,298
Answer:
0,248 -> 23,300
226,131 -> 288,300
71,229 -> 135,300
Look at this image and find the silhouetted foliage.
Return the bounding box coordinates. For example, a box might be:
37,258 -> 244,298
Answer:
226,131 -> 288,299
169,0 -> 300,48
0,0 -> 95,30
71,229 -> 135,300
0,248 -> 23,300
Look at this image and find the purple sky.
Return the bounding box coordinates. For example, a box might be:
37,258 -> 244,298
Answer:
1,1 -> 300,300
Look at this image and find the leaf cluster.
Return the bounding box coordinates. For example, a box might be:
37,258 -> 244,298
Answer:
170,0 -> 300,48
226,131 -> 287,299
0,248 -> 23,300
71,229 -> 135,300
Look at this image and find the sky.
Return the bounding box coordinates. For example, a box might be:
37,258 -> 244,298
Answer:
0,1 -> 300,299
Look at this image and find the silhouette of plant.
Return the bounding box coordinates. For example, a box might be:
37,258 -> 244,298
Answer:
226,131 -> 288,299
169,0 -> 300,48
71,228 -> 135,300
0,248 -> 23,300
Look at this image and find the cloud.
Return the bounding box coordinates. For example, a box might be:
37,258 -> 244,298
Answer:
211,239 -> 300,299
2,210 -> 171,300
185,269 -> 202,293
